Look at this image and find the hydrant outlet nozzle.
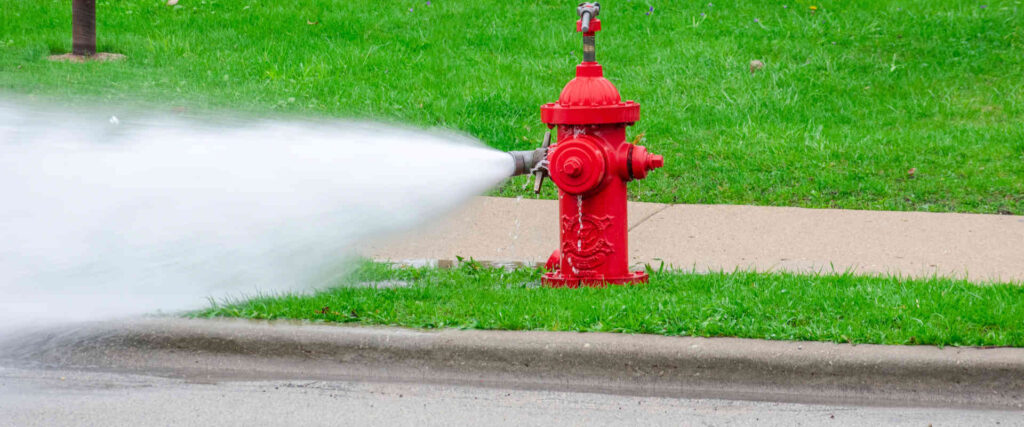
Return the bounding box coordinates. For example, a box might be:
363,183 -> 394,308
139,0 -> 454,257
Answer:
508,149 -> 544,177
617,144 -> 664,181
510,130 -> 553,194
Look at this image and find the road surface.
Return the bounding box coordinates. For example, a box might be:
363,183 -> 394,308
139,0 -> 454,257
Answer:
1,366 -> 1020,426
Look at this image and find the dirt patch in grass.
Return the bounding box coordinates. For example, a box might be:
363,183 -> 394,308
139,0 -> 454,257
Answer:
47,52 -> 126,63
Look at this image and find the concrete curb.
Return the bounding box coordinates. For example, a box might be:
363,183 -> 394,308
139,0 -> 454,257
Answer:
2,318 -> 1022,410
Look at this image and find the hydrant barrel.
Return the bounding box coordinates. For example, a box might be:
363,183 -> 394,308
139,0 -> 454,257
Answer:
538,5 -> 664,287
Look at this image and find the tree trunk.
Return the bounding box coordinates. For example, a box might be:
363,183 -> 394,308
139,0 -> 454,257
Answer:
72,0 -> 96,56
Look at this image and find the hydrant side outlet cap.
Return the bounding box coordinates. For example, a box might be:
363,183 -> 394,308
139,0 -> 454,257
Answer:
547,137 -> 607,195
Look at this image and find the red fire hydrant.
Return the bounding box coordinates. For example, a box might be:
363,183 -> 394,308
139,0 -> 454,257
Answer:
512,3 -> 664,287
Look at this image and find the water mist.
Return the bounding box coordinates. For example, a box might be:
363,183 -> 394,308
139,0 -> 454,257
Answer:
0,101 -> 515,329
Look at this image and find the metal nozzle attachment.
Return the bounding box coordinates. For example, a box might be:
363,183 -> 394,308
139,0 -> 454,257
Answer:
577,3 -> 600,62
577,2 -> 600,33
509,130 -> 552,194
509,149 -> 543,177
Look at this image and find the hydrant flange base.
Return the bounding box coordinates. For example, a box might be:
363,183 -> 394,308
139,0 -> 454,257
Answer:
542,270 -> 649,288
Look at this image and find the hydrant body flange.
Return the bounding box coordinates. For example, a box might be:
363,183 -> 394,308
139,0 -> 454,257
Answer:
539,11 -> 663,287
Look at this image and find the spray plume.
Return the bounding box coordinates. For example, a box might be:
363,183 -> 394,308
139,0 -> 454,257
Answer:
0,101 -> 514,328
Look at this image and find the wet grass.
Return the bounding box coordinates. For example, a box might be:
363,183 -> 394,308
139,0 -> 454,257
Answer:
2,0 -> 1023,213
196,261 -> 1024,347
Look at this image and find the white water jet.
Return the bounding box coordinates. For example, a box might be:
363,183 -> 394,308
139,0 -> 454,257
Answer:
0,101 -> 514,327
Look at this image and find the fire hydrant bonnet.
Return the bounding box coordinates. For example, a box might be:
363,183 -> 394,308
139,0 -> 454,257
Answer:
541,62 -> 640,125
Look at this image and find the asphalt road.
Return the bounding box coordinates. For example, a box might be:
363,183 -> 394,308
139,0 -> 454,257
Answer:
1,366 -> 1020,427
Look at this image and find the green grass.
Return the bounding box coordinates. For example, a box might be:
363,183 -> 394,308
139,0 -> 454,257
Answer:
196,261 -> 1024,347
1,0 -> 1023,213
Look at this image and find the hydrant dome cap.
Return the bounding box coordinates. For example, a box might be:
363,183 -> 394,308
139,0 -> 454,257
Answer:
557,69 -> 621,107
541,63 -> 640,125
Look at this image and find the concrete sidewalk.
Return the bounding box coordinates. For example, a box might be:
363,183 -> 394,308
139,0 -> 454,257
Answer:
359,197 -> 1024,283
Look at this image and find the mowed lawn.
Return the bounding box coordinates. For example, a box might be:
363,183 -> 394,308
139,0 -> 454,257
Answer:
198,261 -> 1024,347
1,0 -> 1022,213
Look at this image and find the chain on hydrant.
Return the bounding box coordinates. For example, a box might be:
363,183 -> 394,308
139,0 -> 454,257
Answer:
510,2 -> 664,287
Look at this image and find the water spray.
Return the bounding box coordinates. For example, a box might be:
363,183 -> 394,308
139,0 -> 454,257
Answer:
0,104 -> 513,328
